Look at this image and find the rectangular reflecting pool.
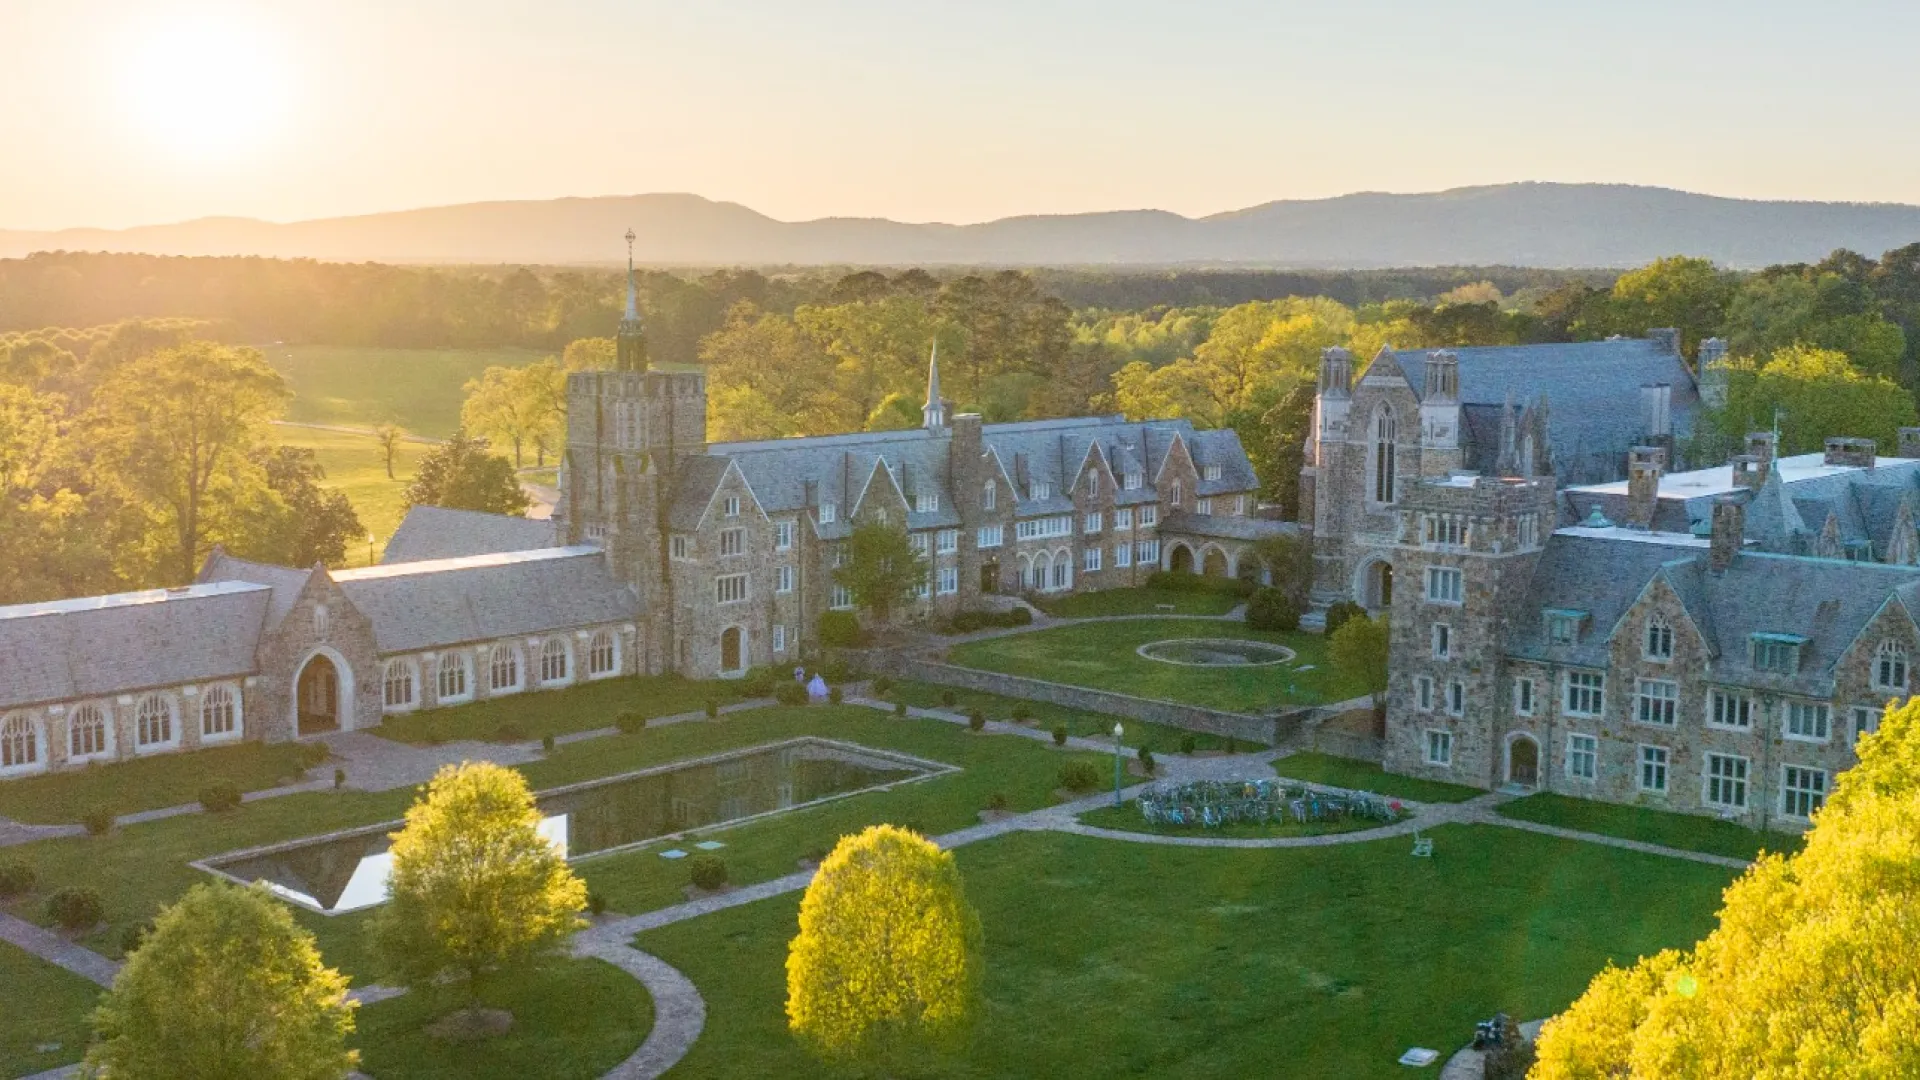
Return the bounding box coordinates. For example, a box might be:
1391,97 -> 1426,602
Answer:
197,737 -> 951,914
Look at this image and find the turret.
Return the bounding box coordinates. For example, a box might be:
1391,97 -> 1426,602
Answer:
616,228 -> 648,373
922,342 -> 949,431
1419,350 -> 1462,476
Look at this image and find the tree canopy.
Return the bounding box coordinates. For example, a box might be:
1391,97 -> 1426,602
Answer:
1329,614 -> 1390,708
833,518 -> 928,622
402,429 -> 530,517
1705,344 -> 1918,456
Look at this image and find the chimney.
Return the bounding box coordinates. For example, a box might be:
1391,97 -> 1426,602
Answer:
1625,445 -> 1665,529
1745,431 -> 1777,476
1901,428 -> 1920,460
1422,351 -> 1459,402
1710,497 -> 1745,572
1647,328 -> 1680,356
1318,347 -> 1353,398
1695,336 -> 1730,410
1824,436 -> 1875,468
952,413 -> 982,466
1730,455 -> 1766,491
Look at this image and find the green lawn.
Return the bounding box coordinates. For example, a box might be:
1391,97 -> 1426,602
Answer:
0,741 -> 316,825
267,345 -> 547,438
946,618 -> 1361,714
272,426 -> 433,565
636,825 -> 1735,1079
1075,801 -> 1402,840
353,958 -> 651,1080
0,942 -> 99,1079
374,673 -> 760,746
1272,752 -> 1486,804
886,679 -> 1249,753
1033,586 -> 1242,618
1496,792 -> 1804,862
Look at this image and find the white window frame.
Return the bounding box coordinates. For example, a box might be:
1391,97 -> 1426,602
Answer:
1431,623 -> 1451,660
774,520 -> 794,551
1203,463 -> 1223,481
977,524 -> 1003,548
1780,765 -> 1828,819
135,694 -> 176,752
1637,744 -> 1669,794
830,584 -> 854,610
916,492 -> 940,514
1123,470 -> 1142,491
1703,753 -> 1749,810
383,659 -> 418,710
1708,689 -> 1753,730
1083,546 -> 1102,572
670,535 -> 691,560
0,714 -> 41,774
1446,680 -> 1464,717
937,566 -> 959,595
936,529 -> 958,554
1136,538 -> 1159,565
1425,729 -> 1453,766
1114,542 -> 1133,568
539,638 -> 571,685
1084,512 -> 1102,534
68,703 -> 112,762
587,630 -> 619,678
772,624 -> 788,653
1416,675 -> 1434,712
438,651 -> 472,701
200,683 -> 242,740
1784,700 -> 1831,743
1566,733 -> 1597,781
1030,480 -> 1053,501
1634,678 -> 1679,727
1645,618 -> 1673,661
1195,497 -> 1213,515
1234,494 -> 1247,515
1115,507 -> 1134,530
1139,505 -> 1158,527
1852,704 -> 1881,745
1425,566 -> 1463,605
489,645 -> 523,694
1514,677 -> 1535,717
775,565 -> 795,594
719,527 -> 745,557
1564,671 -> 1605,718
1170,480 -> 1183,507
724,495 -> 741,518
819,503 -> 838,525
1875,641 -> 1908,693
983,481 -> 996,510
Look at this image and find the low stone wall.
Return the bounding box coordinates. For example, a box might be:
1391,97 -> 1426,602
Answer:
859,651 -> 1292,747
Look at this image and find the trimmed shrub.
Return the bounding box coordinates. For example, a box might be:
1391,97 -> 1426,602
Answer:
986,792 -> 1009,813
967,708 -> 986,732
1180,733 -> 1197,755
828,686 -> 843,705
1245,587 -> 1302,632
1059,760 -> 1101,793
120,917 -> 156,955
777,682 -> 809,706
688,853 -> 729,891
586,891 -> 608,917
198,782 -> 243,814
1010,702 -> 1032,723
82,807 -> 115,836
45,886 -> 104,932
541,733 -> 556,754
1323,600 -> 1367,636
616,710 -> 648,735
1052,725 -> 1068,746
1137,746 -> 1156,774
296,742 -> 331,770
817,609 -> 865,648
870,676 -> 893,697
0,857 -> 35,897
940,689 -> 957,708
742,667 -> 777,697
494,721 -> 527,743
704,699 -> 721,719
893,699 -> 908,717
333,767 -> 347,790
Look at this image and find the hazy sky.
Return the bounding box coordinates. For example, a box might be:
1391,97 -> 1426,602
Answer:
6,0 -> 1920,230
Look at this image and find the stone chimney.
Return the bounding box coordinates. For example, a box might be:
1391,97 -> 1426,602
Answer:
1745,431 -> 1777,479
1730,455 -> 1767,491
1647,328 -> 1680,356
1710,497 -> 1745,573
1824,436 -> 1875,468
1695,337 -> 1730,410
1625,445 -> 1665,529
1639,383 -> 1673,438
1901,428 -> 1920,460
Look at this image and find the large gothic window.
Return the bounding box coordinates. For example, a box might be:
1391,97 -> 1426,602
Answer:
1369,406 -> 1399,504
588,630 -> 618,677
200,685 -> 240,738
383,661 -> 417,710
437,652 -> 470,701
0,714 -> 40,772
69,704 -> 109,759
489,645 -> 522,693
136,695 -> 174,749
540,639 -> 570,684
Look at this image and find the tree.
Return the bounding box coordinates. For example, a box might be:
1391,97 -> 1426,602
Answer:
1250,531 -> 1316,607
402,429 -> 530,516
459,360 -> 565,468
87,881 -> 356,1080
786,825 -> 982,1068
833,518 -> 927,622
561,336 -> 616,371
373,762 -> 587,1002
228,446 -> 365,568
1603,255 -> 1736,356
1329,614 -> 1389,710
373,422 -> 404,480
1532,697 -> 1920,1077
1708,344 -> 1918,455
90,341 -> 289,583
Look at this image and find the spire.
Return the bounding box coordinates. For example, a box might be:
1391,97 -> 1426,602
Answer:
922,340 -> 947,430
623,228 -> 638,319
615,228 -> 648,372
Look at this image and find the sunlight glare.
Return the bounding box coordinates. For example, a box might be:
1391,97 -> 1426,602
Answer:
121,15 -> 287,163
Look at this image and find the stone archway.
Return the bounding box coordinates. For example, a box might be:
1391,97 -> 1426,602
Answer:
719,626 -> 745,675
1168,543 -> 1195,575
293,651 -> 351,736
1202,546 -> 1229,578
1507,734 -> 1541,788
1356,558 -> 1394,610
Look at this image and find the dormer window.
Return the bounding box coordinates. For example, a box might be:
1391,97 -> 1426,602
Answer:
916,492 -> 940,514
1876,641 -> 1908,691
1203,463 -> 1222,482
724,495 -> 741,518
1123,470 -> 1142,491
819,504 -> 837,525
1545,608 -> 1586,646
1752,633 -> 1805,674
1030,480 -> 1052,501
1645,618 -> 1673,661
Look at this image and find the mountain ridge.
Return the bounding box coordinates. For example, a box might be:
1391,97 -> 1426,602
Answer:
6,183 -> 1920,268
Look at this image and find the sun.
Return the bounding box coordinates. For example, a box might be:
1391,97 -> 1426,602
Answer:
121,15 -> 287,162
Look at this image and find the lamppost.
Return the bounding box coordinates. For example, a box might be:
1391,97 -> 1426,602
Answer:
1112,721 -> 1125,807
365,533 -> 376,566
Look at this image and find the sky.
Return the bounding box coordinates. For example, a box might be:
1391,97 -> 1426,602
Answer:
5,0 -> 1920,230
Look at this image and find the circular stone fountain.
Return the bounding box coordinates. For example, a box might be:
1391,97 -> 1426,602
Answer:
1136,638 -> 1296,667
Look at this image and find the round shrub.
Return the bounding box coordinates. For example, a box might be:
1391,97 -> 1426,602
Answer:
1052,725 -> 1068,747
1180,733 -> 1197,755
828,686 -> 843,705
82,807 -> 115,836
616,710 -> 648,735
198,782 -> 242,814
817,609 -> 865,648
0,857 -> 36,897
45,886 -> 104,932
985,792 -> 1009,813
120,916 -> 156,955
968,708 -> 986,732
1010,702 -> 1032,723
1059,760 -> 1101,793
1137,746 -> 1156,774
777,682 -> 809,707
870,676 -> 893,697
333,767 -> 347,789
541,734 -> 556,754
893,699 -> 908,717
586,891 -> 608,917
1245,587 -> 1302,632
704,698 -> 721,719
742,667 -> 777,697
1323,600 -> 1367,636
688,853 -> 729,892
940,689 -> 957,708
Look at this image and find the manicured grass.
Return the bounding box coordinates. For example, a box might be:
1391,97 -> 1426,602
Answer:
272,426 -> 433,565
0,741 -> 316,825
1272,752 -> 1485,804
373,673 -> 758,746
1075,801 -> 1401,840
267,345 -> 547,438
1496,792 -> 1804,862
1033,586 -> 1241,618
0,942 -> 99,1079
946,618 -> 1362,713
353,958 -> 652,1080
637,825 -> 1735,1079
886,679 -> 1248,753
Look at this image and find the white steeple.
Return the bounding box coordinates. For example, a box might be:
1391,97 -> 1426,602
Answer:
922,340 -> 947,430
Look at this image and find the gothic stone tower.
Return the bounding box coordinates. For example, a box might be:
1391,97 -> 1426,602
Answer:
558,230 -> 709,673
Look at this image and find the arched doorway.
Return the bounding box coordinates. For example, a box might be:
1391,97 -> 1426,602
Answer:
294,653 -> 345,736
719,626 -> 744,675
1507,734 -> 1540,788
1357,558 -> 1393,610
1168,544 -> 1195,575
1202,547 -> 1229,577
980,560 -> 1000,594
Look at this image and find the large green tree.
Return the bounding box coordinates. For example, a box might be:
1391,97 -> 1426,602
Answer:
402,429 -> 531,516
1602,255 -> 1736,356
459,360 -> 565,467
88,882 -> 357,1080
1707,344 -> 1918,455
834,518 -> 928,622
227,445 -> 365,568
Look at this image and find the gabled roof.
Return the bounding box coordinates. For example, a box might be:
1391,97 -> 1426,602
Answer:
332,547 -> 639,654
198,549 -> 311,627
382,505 -> 556,564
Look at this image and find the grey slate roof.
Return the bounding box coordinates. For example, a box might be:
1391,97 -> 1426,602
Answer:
0,582 -> 270,709
333,547 -> 640,654
1509,531 -> 1711,668
197,549 -> 311,627
381,506 -> 556,564
1160,511 -> 1299,542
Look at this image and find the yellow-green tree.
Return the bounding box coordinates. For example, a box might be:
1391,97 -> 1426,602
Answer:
786,824 -> 983,1068
1329,614 -> 1390,711
1708,344 -> 1918,455
1531,697 -> 1920,1078
373,762 -> 587,1001
89,881 -> 357,1080
459,360 -> 565,467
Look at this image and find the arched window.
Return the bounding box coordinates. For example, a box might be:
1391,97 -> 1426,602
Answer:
383,660 -> 416,709
1051,548 -> 1071,591
136,695 -> 174,749
1029,551 -> 1050,591
437,652 -> 469,701
69,704 -> 108,759
1369,406 -> 1398,504
1877,641 -> 1908,692
588,630 -> 618,677
1645,618 -> 1673,661
489,645 -> 521,692
200,685 -> 239,738
540,639 -> 569,684
0,714 -> 39,772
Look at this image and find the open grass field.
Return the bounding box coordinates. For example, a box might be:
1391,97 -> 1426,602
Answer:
271,425 -> 432,564
886,678 -> 1249,753
265,344 -> 547,437
1032,585 -> 1242,618
945,618 -> 1363,713
0,942 -> 100,1079
637,824 -> 1736,1079
1496,791 -> 1804,862
1272,752 -> 1486,804
0,741 -> 315,825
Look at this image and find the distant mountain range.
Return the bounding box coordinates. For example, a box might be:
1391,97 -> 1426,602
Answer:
6,183 -> 1920,269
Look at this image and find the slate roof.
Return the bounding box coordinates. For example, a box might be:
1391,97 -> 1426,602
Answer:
1159,511 -> 1299,542
197,549 -> 312,627
381,506 -> 556,564
0,582 -> 270,709
1507,532 -> 1711,669
332,547 -> 640,654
